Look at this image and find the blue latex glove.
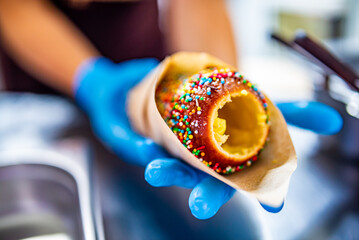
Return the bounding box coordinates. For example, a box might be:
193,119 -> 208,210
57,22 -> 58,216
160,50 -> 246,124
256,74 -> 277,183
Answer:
74,57 -> 169,166
74,57 -> 343,219
145,101 -> 343,219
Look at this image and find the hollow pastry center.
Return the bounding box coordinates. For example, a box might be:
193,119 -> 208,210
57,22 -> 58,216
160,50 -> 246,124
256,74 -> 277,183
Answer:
214,92 -> 267,157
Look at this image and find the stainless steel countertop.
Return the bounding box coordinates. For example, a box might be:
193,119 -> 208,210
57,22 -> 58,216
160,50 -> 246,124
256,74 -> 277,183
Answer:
0,93 -> 358,240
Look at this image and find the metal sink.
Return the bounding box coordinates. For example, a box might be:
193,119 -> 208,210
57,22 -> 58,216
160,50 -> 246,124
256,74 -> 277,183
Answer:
0,150 -> 97,240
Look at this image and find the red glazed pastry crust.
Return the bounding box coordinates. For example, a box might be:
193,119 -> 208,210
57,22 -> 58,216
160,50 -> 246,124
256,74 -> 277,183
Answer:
156,68 -> 270,175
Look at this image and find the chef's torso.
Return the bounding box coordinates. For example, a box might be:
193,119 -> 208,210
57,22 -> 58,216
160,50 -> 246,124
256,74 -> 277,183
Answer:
0,0 -> 167,94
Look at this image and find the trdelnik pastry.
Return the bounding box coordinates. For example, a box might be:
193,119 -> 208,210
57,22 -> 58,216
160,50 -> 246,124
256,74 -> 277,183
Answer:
127,52 -> 296,207
155,68 -> 270,175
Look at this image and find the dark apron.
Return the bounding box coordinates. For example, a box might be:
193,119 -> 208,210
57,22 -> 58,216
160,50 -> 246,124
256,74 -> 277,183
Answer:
0,0 -> 167,94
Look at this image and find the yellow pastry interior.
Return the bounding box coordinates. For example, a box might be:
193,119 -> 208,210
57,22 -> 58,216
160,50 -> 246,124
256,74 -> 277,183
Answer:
213,90 -> 268,160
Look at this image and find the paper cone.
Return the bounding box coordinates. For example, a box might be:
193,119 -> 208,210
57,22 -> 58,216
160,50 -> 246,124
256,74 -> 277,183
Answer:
127,52 -> 297,207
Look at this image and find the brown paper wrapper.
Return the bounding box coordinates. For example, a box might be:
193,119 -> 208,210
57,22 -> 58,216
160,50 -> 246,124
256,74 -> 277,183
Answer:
127,52 -> 297,207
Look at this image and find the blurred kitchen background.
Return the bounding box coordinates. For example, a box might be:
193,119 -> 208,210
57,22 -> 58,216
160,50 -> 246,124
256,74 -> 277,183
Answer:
0,0 -> 359,239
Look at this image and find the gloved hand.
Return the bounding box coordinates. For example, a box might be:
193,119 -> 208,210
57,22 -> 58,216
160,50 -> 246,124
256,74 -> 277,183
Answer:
73,57 -> 343,220
145,101 -> 343,219
74,57 -> 170,166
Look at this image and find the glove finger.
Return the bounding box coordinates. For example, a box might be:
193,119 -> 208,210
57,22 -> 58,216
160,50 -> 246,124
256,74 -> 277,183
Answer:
189,177 -> 235,220
260,201 -> 284,213
116,58 -> 159,89
145,159 -> 204,188
277,101 -> 343,135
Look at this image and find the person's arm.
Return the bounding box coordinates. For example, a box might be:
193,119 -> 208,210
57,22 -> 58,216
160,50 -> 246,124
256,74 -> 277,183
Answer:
166,0 -> 238,66
0,0 -> 99,95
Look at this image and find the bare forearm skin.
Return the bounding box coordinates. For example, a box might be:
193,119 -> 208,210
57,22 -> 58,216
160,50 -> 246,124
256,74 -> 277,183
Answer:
167,0 -> 238,67
0,0 -> 99,96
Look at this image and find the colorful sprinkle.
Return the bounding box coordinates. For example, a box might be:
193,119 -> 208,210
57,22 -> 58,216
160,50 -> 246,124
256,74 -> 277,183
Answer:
155,67 -> 269,175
